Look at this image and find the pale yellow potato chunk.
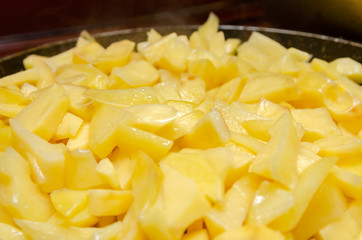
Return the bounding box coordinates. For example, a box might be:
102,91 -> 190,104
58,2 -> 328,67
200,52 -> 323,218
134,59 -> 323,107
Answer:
110,60 -> 159,88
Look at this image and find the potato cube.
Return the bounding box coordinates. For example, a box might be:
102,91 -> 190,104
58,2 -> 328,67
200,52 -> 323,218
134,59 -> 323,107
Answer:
225,38 -> 241,55
237,42 -> 270,71
66,122 -> 90,151
291,108 -> 340,142
131,152 -> 175,240
0,147 -> 30,186
94,39 -> 135,74
246,180 -> 294,225
202,147 -> 234,183
0,222 -> 26,240
322,83 -> 362,134
67,207 -> 98,227
331,166 -> 362,200
188,58 -> 220,90
115,207 -> 146,240
137,193 -> 175,240
0,87 -> 30,105
50,189 -> 89,218
224,152 -> 253,189
318,201 -> 362,240
62,84 -> 93,121
179,75 -> 206,105
198,12 -> 219,47
156,110 -> 204,140
179,109 -> 230,149
65,149 -> 107,189
219,56 -> 241,85
161,165 -> 211,238
205,174 -> 260,238
24,49 -> 73,73
209,31 -> 226,57
331,57 -> 362,84
0,68 -> 38,88
154,81 -> 182,103
56,64 -> 111,89
213,100 -> 252,134
110,60 -> 159,89
89,104 -> 132,158
247,32 -> 286,62
229,131 -> 266,155
314,135 -> 362,158
0,147 -> 54,221
52,112 -> 83,141
14,83 -> 69,141
131,151 -> 162,216
293,177 -> 347,240
337,75 -> 362,102
147,28 -> 162,43
165,100 -> 195,117
270,157 -> 338,232
10,119 -> 65,192
277,47 -> 311,76
296,142 -> 321,174
30,58 -> 56,88
88,189 -> 133,216
96,158 -> 120,189
291,71 -> 331,109
115,123 -> 173,161
161,152 -> 224,203
238,73 -> 299,103
255,98 -> 289,120
241,119 -> 274,142
250,113 -> 298,189
311,58 -> 340,80
216,77 -> 245,104
157,37 -> 191,72
138,32 -> 178,65
110,149 -> 135,190
73,41 -> 105,64
23,54 -> 48,70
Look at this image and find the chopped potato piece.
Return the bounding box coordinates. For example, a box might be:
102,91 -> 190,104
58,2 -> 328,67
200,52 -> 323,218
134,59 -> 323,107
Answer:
94,39 -> 135,74
14,83 -> 69,141
250,113 -> 299,189
110,60 -> 159,88
88,189 -> 133,216
331,57 -> 362,83
0,148 -> 54,221
10,119 -> 65,193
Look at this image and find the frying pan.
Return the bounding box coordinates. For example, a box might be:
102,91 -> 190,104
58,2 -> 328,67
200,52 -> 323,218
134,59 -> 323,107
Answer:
1,25 -> 362,78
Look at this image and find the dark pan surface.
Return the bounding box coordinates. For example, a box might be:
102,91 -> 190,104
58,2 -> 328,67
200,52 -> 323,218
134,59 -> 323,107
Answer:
1,25 -> 362,78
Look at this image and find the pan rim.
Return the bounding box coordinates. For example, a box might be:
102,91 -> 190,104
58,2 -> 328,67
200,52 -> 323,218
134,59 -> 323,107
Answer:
1,24 -> 362,63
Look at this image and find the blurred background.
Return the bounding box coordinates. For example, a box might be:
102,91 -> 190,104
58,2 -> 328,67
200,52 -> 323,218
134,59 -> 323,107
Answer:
1,0 -> 362,58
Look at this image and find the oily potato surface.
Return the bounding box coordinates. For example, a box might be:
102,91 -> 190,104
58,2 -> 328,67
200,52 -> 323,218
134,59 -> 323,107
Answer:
0,13 -> 361,240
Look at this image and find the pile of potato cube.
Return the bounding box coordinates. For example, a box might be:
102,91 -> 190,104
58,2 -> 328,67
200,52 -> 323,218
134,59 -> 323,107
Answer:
0,13 -> 361,240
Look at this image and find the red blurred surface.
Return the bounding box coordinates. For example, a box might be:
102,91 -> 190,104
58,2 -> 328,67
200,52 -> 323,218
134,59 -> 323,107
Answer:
0,0 -> 267,58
